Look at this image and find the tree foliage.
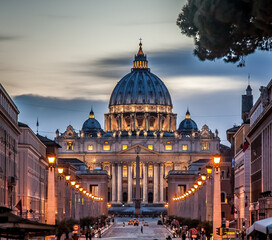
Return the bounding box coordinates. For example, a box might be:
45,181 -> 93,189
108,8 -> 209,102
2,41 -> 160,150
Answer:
177,0 -> 272,66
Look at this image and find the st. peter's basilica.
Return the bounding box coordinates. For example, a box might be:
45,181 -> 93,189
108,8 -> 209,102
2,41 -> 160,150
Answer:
55,42 -> 220,205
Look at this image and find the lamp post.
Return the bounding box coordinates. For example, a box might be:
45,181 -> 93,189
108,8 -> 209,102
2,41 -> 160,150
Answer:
206,165 -> 213,222
212,155 -> 222,240
47,155 -> 56,225
65,174 -> 71,219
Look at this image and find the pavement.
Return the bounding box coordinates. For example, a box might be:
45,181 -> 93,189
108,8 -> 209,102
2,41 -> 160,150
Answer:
93,217 -> 173,240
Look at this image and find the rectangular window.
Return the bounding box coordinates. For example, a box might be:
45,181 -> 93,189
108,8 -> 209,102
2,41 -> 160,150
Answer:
202,142 -> 209,151
148,145 -> 153,150
88,145 -> 93,151
103,145 -> 110,151
165,145 -> 172,151
221,170 -> 225,179
148,165 -> 153,177
122,145 -> 128,150
67,142 -> 73,150
123,165 -> 127,177
178,185 -> 186,195
182,144 -> 188,151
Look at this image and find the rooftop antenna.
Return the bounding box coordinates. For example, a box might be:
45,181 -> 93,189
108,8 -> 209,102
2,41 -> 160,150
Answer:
36,118 -> 39,134
248,73 -> 250,85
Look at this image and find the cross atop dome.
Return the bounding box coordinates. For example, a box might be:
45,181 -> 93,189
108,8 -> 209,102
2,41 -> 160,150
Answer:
133,39 -> 148,69
89,108 -> 95,119
185,108 -> 191,119
137,38 -> 144,56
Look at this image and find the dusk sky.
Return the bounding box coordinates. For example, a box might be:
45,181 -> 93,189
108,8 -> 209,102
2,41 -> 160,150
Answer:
1,0 -> 272,145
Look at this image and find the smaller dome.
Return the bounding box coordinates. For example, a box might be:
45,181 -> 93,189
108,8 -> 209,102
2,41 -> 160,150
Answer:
82,110 -> 102,136
178,109 -> 198,134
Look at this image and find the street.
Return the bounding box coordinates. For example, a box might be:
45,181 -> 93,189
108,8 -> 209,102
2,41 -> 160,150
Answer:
93,217 -> 172,240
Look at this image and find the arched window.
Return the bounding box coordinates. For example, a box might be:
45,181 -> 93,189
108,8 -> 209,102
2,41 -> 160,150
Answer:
165,164 -> 173,176
104,165 -> 111,176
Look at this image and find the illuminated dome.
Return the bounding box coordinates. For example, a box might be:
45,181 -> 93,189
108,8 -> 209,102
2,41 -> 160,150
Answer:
109,42 -> 172,107
82,110 -> 102,136
178,109 -> 198,134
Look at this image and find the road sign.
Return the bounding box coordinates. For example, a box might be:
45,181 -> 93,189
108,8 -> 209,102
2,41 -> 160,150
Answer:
73,224 -> 79,231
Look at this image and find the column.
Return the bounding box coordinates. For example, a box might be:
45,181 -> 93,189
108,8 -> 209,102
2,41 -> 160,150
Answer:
71,189 -> 75,219
159,163 -> 164,203
112,164 -> 116,202
120,114 -> 123,131
206,177 -> 213,221
153,164 -> 159,203
65,183 -> 71,219
143,163 -> 148,203
47,168 -> 56,224
213,167 -> 222,240
117,164 -> 122,203
75,192 -> 80,220
127,164 -> 133,204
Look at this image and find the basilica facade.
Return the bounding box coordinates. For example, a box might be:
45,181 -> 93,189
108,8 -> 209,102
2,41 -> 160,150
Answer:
56,42 -> 220,205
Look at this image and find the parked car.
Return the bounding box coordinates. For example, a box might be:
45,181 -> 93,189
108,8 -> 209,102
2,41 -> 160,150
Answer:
128,220 -> 134,225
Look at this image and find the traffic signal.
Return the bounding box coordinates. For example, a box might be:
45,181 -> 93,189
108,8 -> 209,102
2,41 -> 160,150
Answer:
242,221 -> 245,228
216,227 -> 220,235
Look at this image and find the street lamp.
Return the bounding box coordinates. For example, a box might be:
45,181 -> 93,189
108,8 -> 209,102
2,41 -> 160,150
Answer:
58,168 -> 64,180
206,165 -> 213,175
48,156 -> 56,169
65,175 -> 71,181
213,155 -> 221,170
201,174 -> 207,181
197,180 -> 203,186
71,181 -> 76,186
57,168 -> 64,174
212,154 -> 222,240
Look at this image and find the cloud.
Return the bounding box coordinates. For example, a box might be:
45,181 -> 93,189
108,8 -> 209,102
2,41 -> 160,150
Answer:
67,47 -> 272,82
14,94 -> 107,139
0,34 -> 22,42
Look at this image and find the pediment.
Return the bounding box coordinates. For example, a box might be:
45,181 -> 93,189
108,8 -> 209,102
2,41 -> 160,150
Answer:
118,144 -> 158,155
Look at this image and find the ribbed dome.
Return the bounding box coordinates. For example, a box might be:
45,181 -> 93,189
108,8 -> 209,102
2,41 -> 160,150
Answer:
109,42 -> 172,107
178,109 -> 198,134
109,71 -> 172,106
82,110 -> 102,135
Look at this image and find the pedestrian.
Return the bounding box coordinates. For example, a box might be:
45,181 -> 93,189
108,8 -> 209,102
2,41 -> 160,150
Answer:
123,222 -> 125,227
85,230 -> 89,240
166,235 -> 172,240
185,230 -> 190,240
182,232 -> 186,240
241,230 -> 245,240
141,225 -> 143,233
